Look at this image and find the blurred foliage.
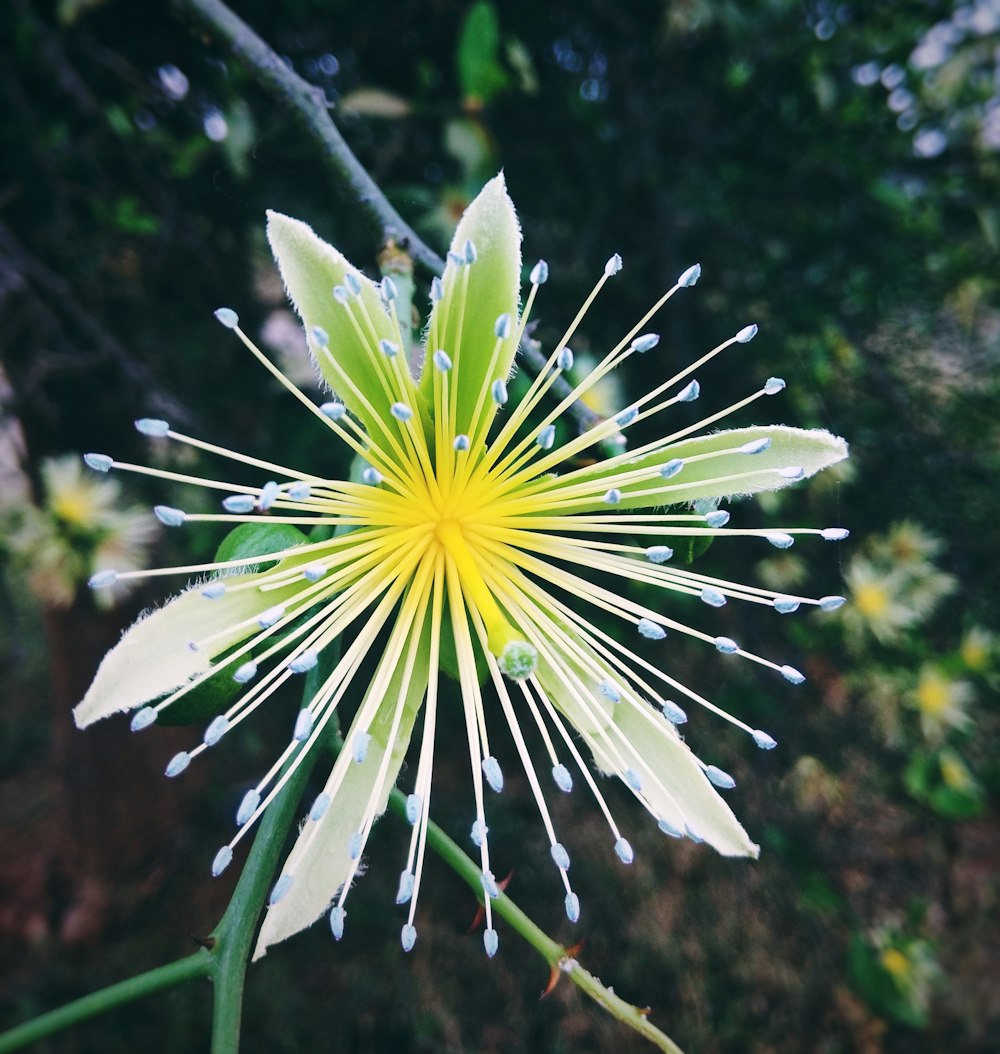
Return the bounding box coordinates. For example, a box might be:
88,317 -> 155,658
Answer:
1,0 -> 998,1052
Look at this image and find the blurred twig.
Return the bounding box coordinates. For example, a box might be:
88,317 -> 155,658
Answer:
168,0 -> 604,438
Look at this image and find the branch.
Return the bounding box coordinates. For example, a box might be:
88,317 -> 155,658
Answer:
168,0 -> 606,440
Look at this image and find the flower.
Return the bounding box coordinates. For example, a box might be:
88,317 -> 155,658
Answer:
910,664 -> 973,742
75,175 -> 848,959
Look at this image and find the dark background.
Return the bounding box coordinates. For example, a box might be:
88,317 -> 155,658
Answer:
1,1 -> 998,1051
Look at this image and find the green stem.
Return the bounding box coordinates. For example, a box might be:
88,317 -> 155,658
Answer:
0,953 -> 208,1053
387,789 -> 686,1054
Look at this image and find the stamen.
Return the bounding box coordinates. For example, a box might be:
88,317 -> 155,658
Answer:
155,505 -> 186,527
751,729 -> 777,750
735,324 -> 758,343
88,570 -> 118,589
481,756 -> 504,792
433,349 -> 452,371
661,700 -> 688,724
84,453 -> 113,472
605,253 -> 623,276
557,346 -> 574,370
483,928 -> 499,958
136,418 -> 170,437
530,260 -> 549,284
645,546 -> 674,563
630,333 -> 660,353
565,891 -> 581,922
704,765 -> 736,789
491,379 -> 508,405
214,307 -> 239,329
614,837 -> 634,864
400,923 -> 417,952
764,377 -> 786,395
165,751 -> 191,778
637,618 -> 666,640
329,905 -> 346,940
211,846 -> 233,876
552,764 -> 573,792
677,263 -> 701,287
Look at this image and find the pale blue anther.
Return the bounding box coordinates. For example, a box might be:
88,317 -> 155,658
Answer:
660,459 -> 684,480
463,238 -> 477,264
552,764 -> 573,792
448,250 -> 465,266
752,729 -> 778,750
658,818 -> 683,838
678,263 -> 701,287
430,276 -> 443,302
353,731 -> 371,764
767,532 -> 795,548
344,271 -> 362,296
483,928 -> 499,958
599,680 -> 621,703
293,709 -> 314,742
130,706 -> 157,732
685,824 -> 704,844
557,346 -> 574,370
381,275 -> 398,301
312,326 -> 329,347
821,527 -> 849,541
329,905 -> 346,940
320,401 -> 345,420
222,494 -> 255,514
494,313 -> 511,339
481,870 -> 499,899
631,333 -> 660,353
537,424 -> 556,450
136,418 -> 170,437
700,587 -> 727,607
391,402 -> 413,422
84,453 -> 113,472
233,661 -> 258,684
288,650 -> 318,674
269,873 -> 294,905
236,789 -> 260,826
211,846 -> 233,877
288,482 -> 311,500
471,819 -> 488,847
400,923 -> 416,952
551,843 -> 571,870
781,665 -> 806,684
645,545 -> 674,564
617,407 -> 637,427
258,605 -> 285,629
764,377 -> 786,395
482,756 -> 503,793
165,751 -> 191,778
715,636 -> 739,654
820,595 -> 846,611
453,434 -> 470,452
396,870 -> 415,905
491,379 -> 508,405
677,379 -> 700,402
637,618 -> 666,640
624,768 -> 643,791
309,793 -> 331,822
778,466 -> 804,480
214,307 -> 239,329
704,765 -> 736,789
705,510 -> 730,528
332,284 -> 349,304
739,437 -> 771,455
348,832 -> 364,860
530,259 -> 549,285
405,793 -> 421,824
773,597 -> 801,614
155,505 -> 185,527
202,582 -> 226,599
303,564 -> 326,582
565,892 -> 581,923
614,837 -> 634,864
735,323 -> 758,343
88,569 -> 118,589
380,338 -> 399,358
605,253 -> 623,276
432,349 -> 452,371
362,466 -> 382,486
661,700 -> 688,724
204,715 -> 229,746
604,488 -> 621,505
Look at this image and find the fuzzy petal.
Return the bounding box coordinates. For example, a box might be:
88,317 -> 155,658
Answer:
548,426 -> 847,512
419,173 -> 521,436
252,611 -> 432,957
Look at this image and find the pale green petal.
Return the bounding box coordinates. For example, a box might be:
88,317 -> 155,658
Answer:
419,173 -> 521,435
266,210 -> 429,449
550,426 -> 847,513
74,577 -> 276,728
253,611 -> 431,957
536,639 -> 758,858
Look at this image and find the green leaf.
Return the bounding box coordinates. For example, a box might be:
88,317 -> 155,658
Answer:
456,2 -> 510,105
214,521 -> 310,565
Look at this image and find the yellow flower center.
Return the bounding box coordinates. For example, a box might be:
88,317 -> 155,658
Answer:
854,582 -> 889,618
880,948 -> 911,981
916,672 -> 950,717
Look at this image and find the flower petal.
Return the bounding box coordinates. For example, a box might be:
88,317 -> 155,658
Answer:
551,426 -> 847,512
74,577 -> 289,728
536,640 -> 758,858
252,611 -> 432,957
266,210 -> 429,449
419,173 -> 521,436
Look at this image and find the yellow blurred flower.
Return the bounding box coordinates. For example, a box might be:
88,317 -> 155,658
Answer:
910,665 -> 972,742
